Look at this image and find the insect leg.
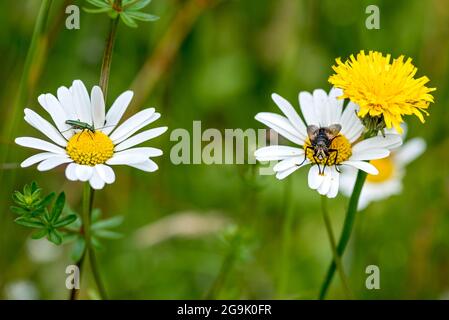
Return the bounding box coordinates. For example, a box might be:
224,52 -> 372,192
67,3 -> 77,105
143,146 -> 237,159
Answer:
299,146 -> 312,166
328,149 -> 340,173
313,155 -> 322,175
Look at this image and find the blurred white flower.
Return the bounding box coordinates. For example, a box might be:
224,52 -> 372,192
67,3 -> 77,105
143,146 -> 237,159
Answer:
134,211 -> 231,247
16,80 -> 167,189
254,88 -> 402,198
4,280 -> 38,300
340,128 -> 426,210
26,238 -> 62,263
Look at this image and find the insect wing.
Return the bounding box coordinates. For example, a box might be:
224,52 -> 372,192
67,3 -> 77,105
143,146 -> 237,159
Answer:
306,125 -> 319,141
324,124 -> 342,139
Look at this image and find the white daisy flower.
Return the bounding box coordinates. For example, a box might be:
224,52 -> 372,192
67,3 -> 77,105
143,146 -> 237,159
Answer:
254,88 -> 403,198
16,80 -> 167,190
340,128 -> 426,210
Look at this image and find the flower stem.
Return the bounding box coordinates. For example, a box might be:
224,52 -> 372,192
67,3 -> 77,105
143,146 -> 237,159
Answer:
318,170 -> 367,299
320,196 -> 353,299
99,0 -> 121,100
82,183 -> 108,299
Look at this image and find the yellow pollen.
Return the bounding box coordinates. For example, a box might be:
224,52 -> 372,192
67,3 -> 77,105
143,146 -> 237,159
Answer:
304,134 -> 352,165
366,157 -> 395,183
66,131 -> 114,166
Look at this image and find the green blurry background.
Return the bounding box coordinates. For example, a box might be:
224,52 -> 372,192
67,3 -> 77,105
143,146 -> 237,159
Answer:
0,0 -> 448,299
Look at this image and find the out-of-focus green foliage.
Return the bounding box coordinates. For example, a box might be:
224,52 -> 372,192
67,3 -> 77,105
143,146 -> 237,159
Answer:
0,0 -> 448,299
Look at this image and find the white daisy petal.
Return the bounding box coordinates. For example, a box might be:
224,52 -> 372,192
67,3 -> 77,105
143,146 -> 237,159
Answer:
327,167 -> 340,198
37,93 -> 71,135
317,167 -> 332,196
113,147 -> 163,159
328,87 -> 344,123
91,86 -> 106,130
20,152 -> 56,168
71,80 -> 92,124
106,152 -> 148,165
15,137 -> 66,154
95,164 -> 115,184
342,160 -> 379,175
109,108 -> 155,142
75,165 -> 93,182
57,86 -> 77,120
339,102 -> 360,137
395,138 -> 426,166
271,93 -> 308,140
299,91 -> 319,126
254,145 -> 304,161
110,112 -> 160,144
65,163 -> 78,181
308,165 -> 324,190
126,159 -> 159,172
313,89 -> 331,127
24,109 -> 67,146
275,165 -> 301,180
353,134 -> 402,154
89,169 -> 105,190
103,90 -> 134,135
114,126 -> 168,152
255,112 -> 304,145
37,156 -> 72,171
349,148 -> 390,161
273,157 -> 308,172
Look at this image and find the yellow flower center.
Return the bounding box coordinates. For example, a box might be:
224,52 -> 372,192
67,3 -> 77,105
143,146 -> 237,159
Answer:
366,157 -> 395,183
304,134 -> 352,166
66,131 -> 114,166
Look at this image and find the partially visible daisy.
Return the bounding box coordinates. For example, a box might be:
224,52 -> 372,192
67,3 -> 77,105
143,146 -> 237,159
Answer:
16,80 -> 167,189
329,50 -> 435,133
340,128 -> 426,210
254,88 -> 402,198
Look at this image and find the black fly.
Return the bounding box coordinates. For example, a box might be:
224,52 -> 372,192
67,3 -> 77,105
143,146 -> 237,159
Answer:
300,124 -> 342,175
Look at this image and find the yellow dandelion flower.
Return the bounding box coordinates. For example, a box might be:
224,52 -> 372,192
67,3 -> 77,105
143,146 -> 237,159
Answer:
329,50 -> 435,133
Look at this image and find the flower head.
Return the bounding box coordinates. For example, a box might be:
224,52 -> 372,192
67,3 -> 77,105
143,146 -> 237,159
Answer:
329,51 -> 435,133
340,127 -> 426,210
254,88 -> 402,198
16,80 -> 167,190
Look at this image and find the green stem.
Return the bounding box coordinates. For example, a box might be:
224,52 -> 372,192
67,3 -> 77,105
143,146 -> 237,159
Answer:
82,183 -> 108,299
99,0 -> 121,100
321,196 -> 352,299
277,178 -> 294,298
318,170 -> 367,299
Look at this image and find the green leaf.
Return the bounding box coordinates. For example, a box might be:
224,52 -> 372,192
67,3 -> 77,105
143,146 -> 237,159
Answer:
36,192 -> 55,209
126,11 -> 159,22
71,237 -> 86,262
15,217 -> 45,228
86,0 -> 110,8
31,228 -> 48,239
128,0 -> 152,11
61,232 -> 78,243
83,7 -> 113,14
91,236 -> 103,250
92,216 -> 124,230
30,181 -> 39,193
108,10 -> 119,19
94,229 -> 123,239
12,191 -> 26,205
51,192 -> 65,223
48,229 -> 62,245
10,206 -> 30,216
91,208 -> 102,223
120,13 -> 138,28
53,214 -> 77,228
